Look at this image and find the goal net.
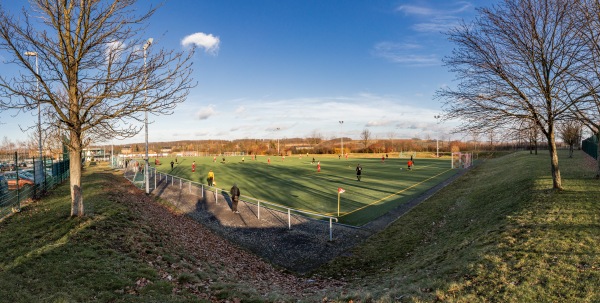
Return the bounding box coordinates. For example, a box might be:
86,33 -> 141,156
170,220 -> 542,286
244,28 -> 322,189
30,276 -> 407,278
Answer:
452,152 -> 472,169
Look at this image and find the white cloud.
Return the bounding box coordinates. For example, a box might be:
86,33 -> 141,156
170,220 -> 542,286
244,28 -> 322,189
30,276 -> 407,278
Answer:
396,2 -> 472,17
235,106 -> 246,114
366,120 -> 394,127
181,32 -> 220,55
396,5 -> 435,16
372,42 -> 439,66
105,40 -> 126,62
196,105 -> 216,120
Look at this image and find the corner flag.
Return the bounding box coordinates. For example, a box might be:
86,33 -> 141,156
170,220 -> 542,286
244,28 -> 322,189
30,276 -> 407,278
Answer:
337,187 -> 345,216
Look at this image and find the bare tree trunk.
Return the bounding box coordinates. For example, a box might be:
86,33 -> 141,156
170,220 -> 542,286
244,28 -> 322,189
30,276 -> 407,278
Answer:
548,132 -> 562,190
69,131 -> 84,217
568,144 -> 574,158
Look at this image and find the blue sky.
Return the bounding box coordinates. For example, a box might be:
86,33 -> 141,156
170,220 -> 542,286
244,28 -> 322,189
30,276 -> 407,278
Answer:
1,0 -> 495,145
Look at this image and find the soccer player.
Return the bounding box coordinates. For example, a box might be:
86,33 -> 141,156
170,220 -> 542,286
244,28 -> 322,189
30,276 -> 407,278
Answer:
192,161 -> 196,172
407,160 -> 413,170
317,161 -> 321,172
356,164 -> 362,181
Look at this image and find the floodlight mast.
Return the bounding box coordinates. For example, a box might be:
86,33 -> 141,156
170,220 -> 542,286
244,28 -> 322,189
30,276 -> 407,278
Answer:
25,51 -> 42,167
276,127 -> 281,155
434,115 -> 441,158
144,38 -> 153,194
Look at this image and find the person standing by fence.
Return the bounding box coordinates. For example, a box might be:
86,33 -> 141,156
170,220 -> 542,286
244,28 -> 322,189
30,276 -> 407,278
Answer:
207,169 -> 215,186
230,183 -> 241,213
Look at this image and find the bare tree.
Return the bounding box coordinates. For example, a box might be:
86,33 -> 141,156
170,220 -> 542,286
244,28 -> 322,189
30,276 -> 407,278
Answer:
438,0 -> 588,189
569,0 -> 600,178
307,130 -> 323,146
558,120 -> 583,158
387,131 -> 395,152
360,129 -> 371,152
526,120 -> 540,155
0,1 -> 195,216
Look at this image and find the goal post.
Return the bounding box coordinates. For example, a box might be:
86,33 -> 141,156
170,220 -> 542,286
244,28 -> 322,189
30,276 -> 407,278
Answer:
452,152 -> 472,169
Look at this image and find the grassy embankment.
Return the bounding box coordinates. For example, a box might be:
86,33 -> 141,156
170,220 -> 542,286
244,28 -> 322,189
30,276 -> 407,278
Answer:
319,150 -> 600,302
0,150 -> 598,302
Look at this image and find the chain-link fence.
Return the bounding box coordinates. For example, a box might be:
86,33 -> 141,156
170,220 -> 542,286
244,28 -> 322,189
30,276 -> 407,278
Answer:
1,152 -> 70,220
582,135 -> 598,160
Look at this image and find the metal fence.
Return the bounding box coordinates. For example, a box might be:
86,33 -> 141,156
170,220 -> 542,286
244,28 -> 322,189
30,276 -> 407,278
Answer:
582,135 -> 598,160
121,161 -> 340,240
1,152 -> 70,220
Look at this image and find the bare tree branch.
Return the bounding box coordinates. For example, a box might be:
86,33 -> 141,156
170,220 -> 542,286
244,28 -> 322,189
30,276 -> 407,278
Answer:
0,0 -> 196,216
437,0 -> 590,189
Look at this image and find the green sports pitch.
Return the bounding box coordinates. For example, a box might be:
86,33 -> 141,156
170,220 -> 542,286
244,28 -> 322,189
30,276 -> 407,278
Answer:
150,154 -> 458,226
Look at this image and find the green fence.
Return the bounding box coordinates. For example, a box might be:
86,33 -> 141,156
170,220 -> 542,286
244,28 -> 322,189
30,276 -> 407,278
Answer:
582,135 -> 598,160
1,152 -> 70,220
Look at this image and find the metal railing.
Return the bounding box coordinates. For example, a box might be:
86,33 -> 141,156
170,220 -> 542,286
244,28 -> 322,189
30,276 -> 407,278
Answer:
123,165 -> 340,240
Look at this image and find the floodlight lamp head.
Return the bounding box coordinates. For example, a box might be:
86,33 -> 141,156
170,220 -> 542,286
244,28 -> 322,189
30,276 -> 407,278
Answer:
143,38 -> 154,50
24,51 -> 37,56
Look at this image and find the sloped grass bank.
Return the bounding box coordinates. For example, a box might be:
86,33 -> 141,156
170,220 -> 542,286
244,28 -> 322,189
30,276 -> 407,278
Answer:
319,150 -> 600,302
0,165 -> 320,302
0,168 -> 199,302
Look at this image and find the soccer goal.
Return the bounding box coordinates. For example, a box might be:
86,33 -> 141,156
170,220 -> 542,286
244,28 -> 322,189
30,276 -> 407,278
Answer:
451,152 -> 472,169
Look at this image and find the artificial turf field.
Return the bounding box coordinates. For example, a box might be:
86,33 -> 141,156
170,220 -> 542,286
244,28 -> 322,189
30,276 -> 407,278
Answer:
150,154 -> 458,226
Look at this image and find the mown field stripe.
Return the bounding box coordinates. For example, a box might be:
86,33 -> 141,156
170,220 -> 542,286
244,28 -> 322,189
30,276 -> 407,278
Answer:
327,168 -> 454,217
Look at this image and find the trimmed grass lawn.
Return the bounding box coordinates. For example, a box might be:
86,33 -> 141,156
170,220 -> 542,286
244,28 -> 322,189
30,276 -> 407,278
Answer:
150,154 -> 457,225
1,150 -> 599,302
317,150 -> 600,302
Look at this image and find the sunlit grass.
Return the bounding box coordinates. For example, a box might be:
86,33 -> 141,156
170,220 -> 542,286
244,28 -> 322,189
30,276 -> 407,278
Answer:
318,150 -> 600,302
0,166 -> 199,302
151,154 -> 457,225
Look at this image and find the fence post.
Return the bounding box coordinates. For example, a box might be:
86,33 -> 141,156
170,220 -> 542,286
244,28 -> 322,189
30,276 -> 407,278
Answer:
214,187 -> 218,204
14,152 -> 20,212
329,218 -> 333,241
257,200 -> 261,220
154,169 -> 157,190
179,178 -> 182,189
201,184 -> 204,198
288,209 -> 291,230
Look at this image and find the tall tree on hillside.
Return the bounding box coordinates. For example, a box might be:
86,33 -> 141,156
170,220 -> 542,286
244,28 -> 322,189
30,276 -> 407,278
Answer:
438,0 -> 589,189
307,130 -> 323,146
558,120 -> 583,158
360,129 -> 371,152
569,0 -> 600,178
0,0 -> 195,216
